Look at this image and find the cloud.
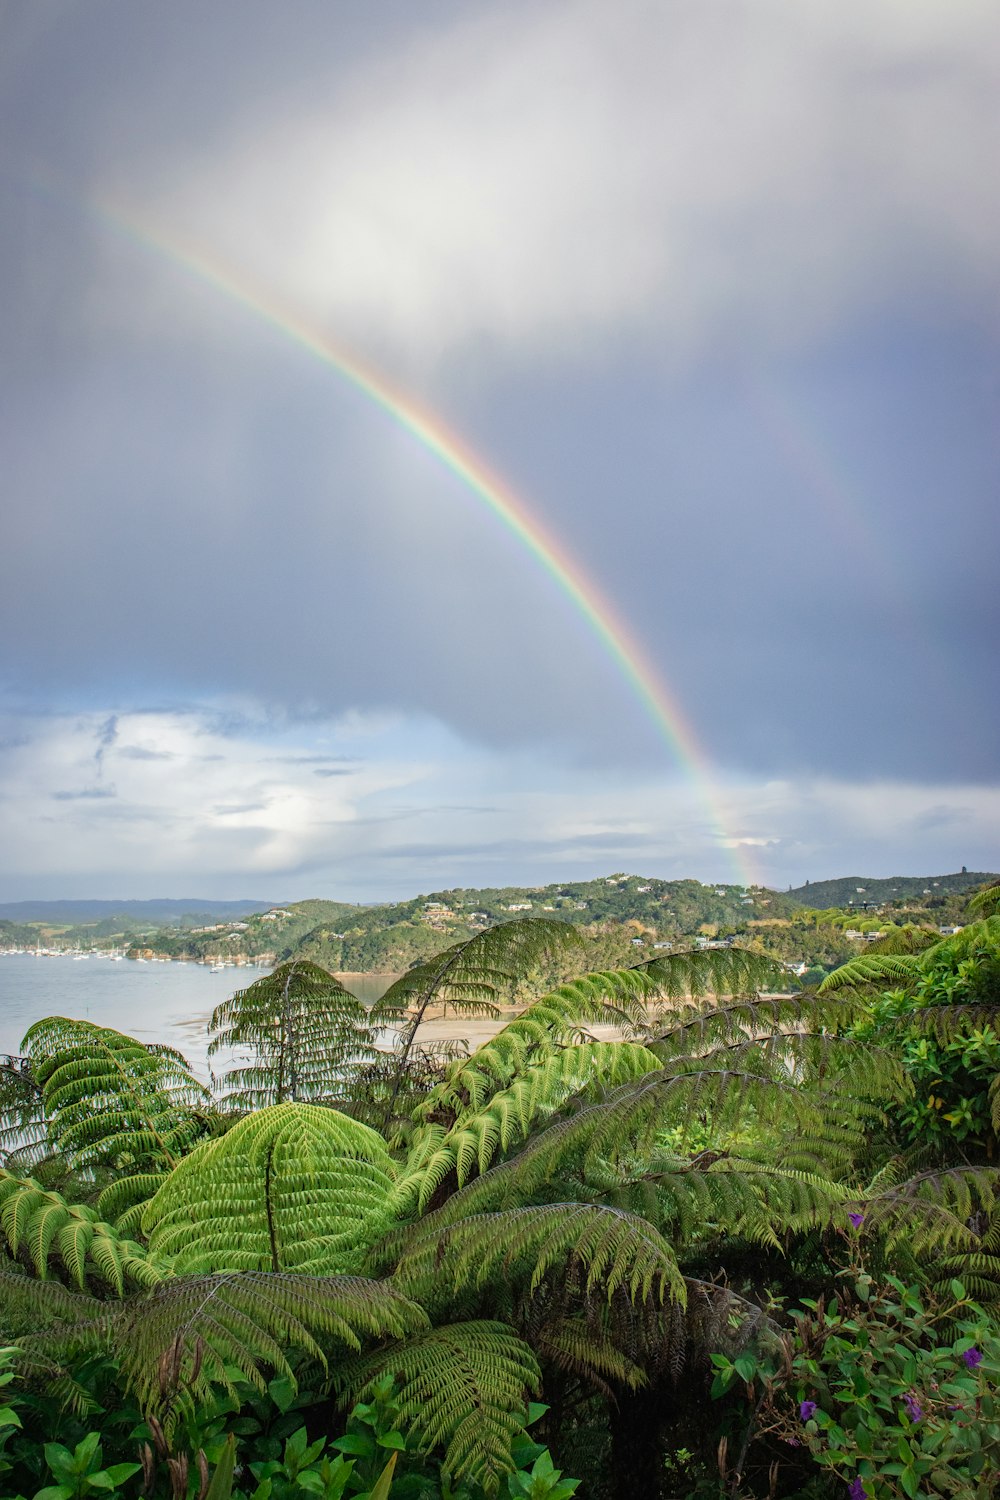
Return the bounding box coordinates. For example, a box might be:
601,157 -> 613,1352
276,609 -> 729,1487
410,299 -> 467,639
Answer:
52,786 -> 117,801
110,0 -> 1000,370
116,745 -> 175,761
1,700 -> 997,900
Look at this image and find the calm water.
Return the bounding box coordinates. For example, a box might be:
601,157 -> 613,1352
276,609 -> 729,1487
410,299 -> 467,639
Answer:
0,955 -> 395,1078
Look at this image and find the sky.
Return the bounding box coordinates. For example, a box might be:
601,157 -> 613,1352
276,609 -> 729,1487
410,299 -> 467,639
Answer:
1,0 -> 998,901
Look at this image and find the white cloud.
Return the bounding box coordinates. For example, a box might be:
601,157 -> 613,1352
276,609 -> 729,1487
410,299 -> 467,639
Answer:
0,703 -> 996,897
108,0 -> 1000,370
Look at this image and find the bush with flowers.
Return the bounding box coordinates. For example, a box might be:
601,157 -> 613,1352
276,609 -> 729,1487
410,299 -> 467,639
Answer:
718,1273 -> 1000,1499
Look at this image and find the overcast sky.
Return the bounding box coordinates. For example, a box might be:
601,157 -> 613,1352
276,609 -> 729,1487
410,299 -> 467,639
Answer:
1,0 -> 998,900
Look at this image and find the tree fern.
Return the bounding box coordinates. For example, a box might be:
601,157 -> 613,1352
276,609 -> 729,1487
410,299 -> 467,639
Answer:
370,919 -> 583,1128
387,1201 -> 685,1307
0,1053 -> 48,1172
334,1320 -> 541,1493
817,954 -> 923,994
968,880 -> 1000,917
208,961 -> 378,1110
0,1169 -> 161,1292
143,1103 -> 401,1274
20,1019 -> 213,1213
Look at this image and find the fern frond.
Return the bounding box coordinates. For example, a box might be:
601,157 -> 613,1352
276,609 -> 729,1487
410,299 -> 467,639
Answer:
604,1155 -> 851,1250
967,882 -> 1000,918
334,1320 -> 540,1494
389,1202 -> 685,1305
402,1041 -> 662,1206
920,916 -> 1000,970
818,955 -> 923,994
208,961 -> 378,1110
855,1165 -> 1000,1258
21,1018 -> 212,1186
640,946 -> 785,1002
373,919 -> 583,1024
532,1313 -> 645,1393
649,991 -> 872,1055
864,925 -> 939,955
0,1169 -> 161,1291
111,1271 -> 427,1420
143,1103 -> 400,1274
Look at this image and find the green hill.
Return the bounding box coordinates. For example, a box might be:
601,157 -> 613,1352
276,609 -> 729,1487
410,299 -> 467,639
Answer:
787,871 -> 996,910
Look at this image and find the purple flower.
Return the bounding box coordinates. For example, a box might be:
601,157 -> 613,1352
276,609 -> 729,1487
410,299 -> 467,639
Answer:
847,1212 -> 865,1229
799,1399 -> 817,1421
962,1347 -> 983,1370
903,1394 -> 923,1423
848,1480 -> 867,1500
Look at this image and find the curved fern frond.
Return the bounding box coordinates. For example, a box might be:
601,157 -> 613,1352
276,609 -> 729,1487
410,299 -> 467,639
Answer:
372,920 -> 583,1127
649,991 -> 872,1055
853,1165 -> 1000,1258
920,915 -> 1000,971
401,1041 -> 662,1207
144,1103 -> 400,1274
818,955 -> 923,994
334,1320 -> 540,1493
21,1019 -> 212,1194
531,1313 -> 645,1394
208,961 -> 378,1110
0,1169 -> 162,1291
864,925 -> 939,955
112,1271 -> 428,1420
602,1154 -> 852,1251
967,882 -> 1000,918
388,1202 -> 685,1306
374,919 -> 583,1025
640,946 -> 785,1003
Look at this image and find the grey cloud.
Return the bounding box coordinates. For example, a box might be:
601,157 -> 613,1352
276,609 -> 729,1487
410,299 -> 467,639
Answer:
117,746 -> 175,761
911,805 -> 974,833
53,786 -> 117,801
0,0 -> 996,817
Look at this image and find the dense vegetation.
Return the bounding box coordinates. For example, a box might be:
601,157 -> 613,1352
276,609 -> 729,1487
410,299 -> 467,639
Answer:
0,880 -> 998,1497
6,871 -> 992,984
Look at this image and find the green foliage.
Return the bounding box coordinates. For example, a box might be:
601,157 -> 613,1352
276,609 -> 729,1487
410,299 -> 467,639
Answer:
754,1276 -> 1000,1499
143,1104 -> 401,1274
208,962 -> 378,1110
336,1322 -> 541,1493
371,920 -> 584,1133
0,1172 -> 160,1291
34,1430 -> 141,1499
23,1019 -> 211,1172
11,1018 -> 215,1228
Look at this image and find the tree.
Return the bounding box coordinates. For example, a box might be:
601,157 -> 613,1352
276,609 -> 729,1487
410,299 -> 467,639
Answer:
0,918 -> 996,1495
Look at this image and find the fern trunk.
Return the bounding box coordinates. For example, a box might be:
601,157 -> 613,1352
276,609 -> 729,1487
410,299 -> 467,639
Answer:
608,1383 -> 666,1500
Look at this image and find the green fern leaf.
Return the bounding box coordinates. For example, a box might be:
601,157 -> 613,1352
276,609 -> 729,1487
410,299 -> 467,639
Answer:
335,1320 -> 540,1494
144,1103 -> 400,1274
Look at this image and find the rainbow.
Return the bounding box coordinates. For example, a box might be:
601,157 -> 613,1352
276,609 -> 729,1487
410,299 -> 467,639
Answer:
87,193 -> 757,885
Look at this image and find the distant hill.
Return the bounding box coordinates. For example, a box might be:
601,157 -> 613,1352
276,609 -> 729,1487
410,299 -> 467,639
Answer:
786,871 -> 997,910
0,898 -> 283,926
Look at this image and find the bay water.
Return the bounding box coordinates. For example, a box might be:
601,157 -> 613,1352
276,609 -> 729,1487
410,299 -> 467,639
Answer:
0,954 -> 395,1080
